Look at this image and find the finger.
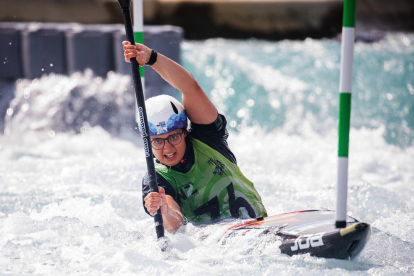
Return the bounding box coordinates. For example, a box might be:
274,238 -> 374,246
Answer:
124,49 -> 138,55
124,52 -> 138,60
144,192 -> 163,214
149,208 -> 160,216
145,198 -> 162,208
145,204 -> 161,215
144,196 -> 161,206
123,45 -> 137,51
124,49 -> 139,55
159,188 -> 166,205
122,41 -> 131,46
144,192 -> 160,204
158,187 -> 168,214
124,53 -> 139,63
148,207 -> 159,216
158,187 -> 165,194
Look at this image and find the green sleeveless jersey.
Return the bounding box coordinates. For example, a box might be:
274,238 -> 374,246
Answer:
155,137 -> 267,224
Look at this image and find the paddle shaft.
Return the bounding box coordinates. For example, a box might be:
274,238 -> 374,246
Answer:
118,0 -> 164,239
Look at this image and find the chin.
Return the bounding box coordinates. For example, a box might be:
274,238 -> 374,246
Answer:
165,161 -> 179,167
163,158 -> 180,167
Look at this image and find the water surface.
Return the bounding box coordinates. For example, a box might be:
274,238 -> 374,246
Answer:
0,33 -> 413,275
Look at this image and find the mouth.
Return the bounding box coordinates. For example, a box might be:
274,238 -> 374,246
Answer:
164,152 -> 176,160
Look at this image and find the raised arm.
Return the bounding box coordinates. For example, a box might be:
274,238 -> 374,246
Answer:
123,41 -> 217,124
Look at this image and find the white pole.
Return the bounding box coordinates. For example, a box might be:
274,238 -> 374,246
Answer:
133,0 -> 145,124
336,0 -> 356,228
133,0 -> 144,93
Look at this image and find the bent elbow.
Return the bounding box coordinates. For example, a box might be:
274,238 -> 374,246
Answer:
192,81 -> 204,95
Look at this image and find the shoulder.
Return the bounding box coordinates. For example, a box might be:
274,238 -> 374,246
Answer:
188,113 -> 237,164
189,113 -> 227,135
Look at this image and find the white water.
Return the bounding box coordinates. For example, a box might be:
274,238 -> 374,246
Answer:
1,122 -> 413,274
1,35 -> 414,274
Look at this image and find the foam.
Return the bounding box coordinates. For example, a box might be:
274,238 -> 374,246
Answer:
1,34 -> 414,274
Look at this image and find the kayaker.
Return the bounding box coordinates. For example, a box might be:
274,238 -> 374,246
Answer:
123,41 -> 267,233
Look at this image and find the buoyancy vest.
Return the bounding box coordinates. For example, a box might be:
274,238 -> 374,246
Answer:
155,137 -> 267,224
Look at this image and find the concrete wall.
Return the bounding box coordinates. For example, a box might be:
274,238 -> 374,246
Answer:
1,0 -> 413,40
0,23 -> 182,81
0,22 -> 183,133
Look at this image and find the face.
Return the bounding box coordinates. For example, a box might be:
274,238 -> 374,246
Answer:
151,129 -> 187,167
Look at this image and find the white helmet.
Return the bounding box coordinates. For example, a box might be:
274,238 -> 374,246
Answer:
145,95 -> 187,136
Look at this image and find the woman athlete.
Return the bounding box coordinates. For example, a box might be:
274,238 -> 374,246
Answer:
123,41 -> 267,233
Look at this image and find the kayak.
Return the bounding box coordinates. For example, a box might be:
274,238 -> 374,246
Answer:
219,210 -> 371,260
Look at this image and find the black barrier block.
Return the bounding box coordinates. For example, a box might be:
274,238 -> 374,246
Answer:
0,23 -> 26,80
21,23 -> 73,79
113,24 -> 131,76
143,26 -> 183,88
66,25 -> 118,77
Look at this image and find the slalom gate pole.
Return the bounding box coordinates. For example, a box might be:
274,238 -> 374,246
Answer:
336,0 -> 357,228
133,0 -> 145,90
117,0 -> 165,240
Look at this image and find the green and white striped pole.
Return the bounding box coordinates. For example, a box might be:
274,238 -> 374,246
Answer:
336,0 -> 356,228
133,0 -> 145,124
133,0 -> 144,92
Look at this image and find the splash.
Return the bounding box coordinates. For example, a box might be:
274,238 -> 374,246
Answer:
4,70 -> 136,137
1,33 -> 414,274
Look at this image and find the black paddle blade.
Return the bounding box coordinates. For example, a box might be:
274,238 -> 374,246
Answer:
118,0 -> 131,10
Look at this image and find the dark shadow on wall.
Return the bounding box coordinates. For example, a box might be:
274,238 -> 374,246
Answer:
0,80 -> 15,134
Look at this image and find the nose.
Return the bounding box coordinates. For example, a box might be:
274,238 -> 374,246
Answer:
163,140 -> 175,151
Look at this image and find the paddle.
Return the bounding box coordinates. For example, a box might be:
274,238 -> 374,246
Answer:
117,0 -> 165,243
